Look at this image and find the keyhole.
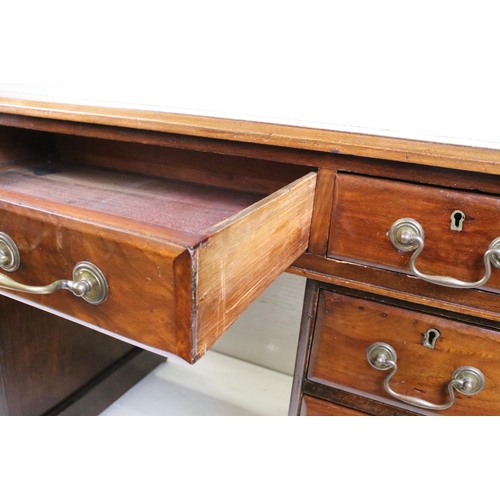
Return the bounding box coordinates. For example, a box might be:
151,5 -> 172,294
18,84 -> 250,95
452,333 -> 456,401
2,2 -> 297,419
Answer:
423,328 -> 441,349
450,210 -> 465,231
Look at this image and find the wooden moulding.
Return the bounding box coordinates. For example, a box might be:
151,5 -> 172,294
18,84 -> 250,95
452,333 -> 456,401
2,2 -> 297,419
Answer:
300,395 -> 369,416
301,381 -> 418,416
1,96 -> 500,174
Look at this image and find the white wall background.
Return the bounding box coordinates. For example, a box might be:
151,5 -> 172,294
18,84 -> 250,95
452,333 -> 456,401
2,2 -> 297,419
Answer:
212,273 -> 306,376
2,1 -> 500,148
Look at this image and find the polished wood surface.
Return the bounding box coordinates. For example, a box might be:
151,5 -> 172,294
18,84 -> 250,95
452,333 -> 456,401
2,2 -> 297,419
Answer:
309,290 -> 500,416
0,171 -> 315,362
0,191 -> 188,353
300,395 -> 367,416
307,168 -> 336,256
329,173 -> 500,290
291,156 -> 500,326
0,114 -> 332,174
292,253 -> 500,327
290,280 -> 419,416
1,97 -> 500,174
288,279 -> 320,415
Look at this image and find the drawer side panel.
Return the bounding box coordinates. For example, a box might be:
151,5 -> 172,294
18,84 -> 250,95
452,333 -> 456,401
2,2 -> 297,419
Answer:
194,172 -> 317,361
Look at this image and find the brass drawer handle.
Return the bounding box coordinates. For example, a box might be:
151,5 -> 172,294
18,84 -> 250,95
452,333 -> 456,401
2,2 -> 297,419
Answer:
366,342 -> 485,411
0,232 -> 108,305
388,218 -> 500,288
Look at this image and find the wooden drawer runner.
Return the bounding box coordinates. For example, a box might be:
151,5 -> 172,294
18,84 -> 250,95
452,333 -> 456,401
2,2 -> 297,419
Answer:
328,173 -> 500,293
308,290 -> 500,415
0,163 -> 316,362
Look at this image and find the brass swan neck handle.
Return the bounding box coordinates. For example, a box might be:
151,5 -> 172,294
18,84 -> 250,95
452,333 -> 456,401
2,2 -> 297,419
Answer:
366,342 -> 485,411
0,232 -> 108,305
388,218 -> 500,289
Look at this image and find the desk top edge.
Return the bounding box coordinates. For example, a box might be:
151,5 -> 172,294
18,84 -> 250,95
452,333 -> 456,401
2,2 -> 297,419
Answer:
0,95 -> 499,175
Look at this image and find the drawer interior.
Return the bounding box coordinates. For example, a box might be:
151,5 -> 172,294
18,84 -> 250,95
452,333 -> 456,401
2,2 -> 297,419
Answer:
0,126 -> 315,228
0,163 -> 265,236
0,126 -> 317,362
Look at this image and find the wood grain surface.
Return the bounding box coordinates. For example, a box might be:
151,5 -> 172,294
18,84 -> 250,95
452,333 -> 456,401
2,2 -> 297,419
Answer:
0,164 -> 263,235
309,290 -> 500,416
329,173 -> 500,292
300,395 -> 367,416
55,134 -> 312,195
195,173 -> 317,360
1,97 -> 500,174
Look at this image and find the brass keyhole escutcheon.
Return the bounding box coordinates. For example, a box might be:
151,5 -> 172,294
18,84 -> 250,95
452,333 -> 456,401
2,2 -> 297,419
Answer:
422,328 -> 440,349
450,210 -> 465,232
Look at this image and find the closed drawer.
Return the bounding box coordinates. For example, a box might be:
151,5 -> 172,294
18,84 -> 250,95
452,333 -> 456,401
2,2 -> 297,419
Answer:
308,290 -> 500,415
0,163 -> 316,363
328,173 -> 500,293
300,395 -> 368,416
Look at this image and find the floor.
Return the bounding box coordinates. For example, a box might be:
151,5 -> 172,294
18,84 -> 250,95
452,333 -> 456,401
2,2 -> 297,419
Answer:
100,351 -> 293,416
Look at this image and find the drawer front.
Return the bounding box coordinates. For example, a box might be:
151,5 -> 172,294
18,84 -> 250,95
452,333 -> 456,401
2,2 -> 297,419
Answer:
0,199 -> 189,355
328,174 -> 500,293
308,290 -> 500,415
0,163 -> 316,362
300,395 -> 368,416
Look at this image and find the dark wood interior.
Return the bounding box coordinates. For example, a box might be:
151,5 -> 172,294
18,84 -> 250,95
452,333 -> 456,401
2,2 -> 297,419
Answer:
0,164 -> 265,235
0,125 -> 315,194
0,294 -> 164,416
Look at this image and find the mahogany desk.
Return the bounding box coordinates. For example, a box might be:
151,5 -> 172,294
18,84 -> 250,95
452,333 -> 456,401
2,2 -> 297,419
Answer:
0,96 -> 499,415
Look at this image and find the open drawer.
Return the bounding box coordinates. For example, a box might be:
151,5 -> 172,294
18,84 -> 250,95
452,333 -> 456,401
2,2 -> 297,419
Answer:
0,129 -> 316,363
